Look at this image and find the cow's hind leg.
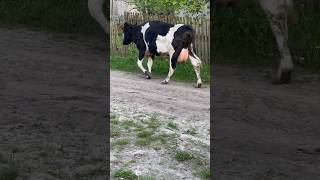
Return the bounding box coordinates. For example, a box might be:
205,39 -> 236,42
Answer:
146,55 -> 154,79
260,0 -> 293,84
189,52 -> 202,88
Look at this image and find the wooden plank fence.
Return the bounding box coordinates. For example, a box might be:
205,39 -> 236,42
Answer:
111,13 -> 210,64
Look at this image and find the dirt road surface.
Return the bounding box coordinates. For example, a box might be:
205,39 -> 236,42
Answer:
213,65 -> 320,179
110,71 -> 210,179
0,27 -> 108,179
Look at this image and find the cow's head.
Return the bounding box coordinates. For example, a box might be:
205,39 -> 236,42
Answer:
123,22 -> 138,45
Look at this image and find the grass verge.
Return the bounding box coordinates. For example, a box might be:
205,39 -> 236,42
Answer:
111,50 -> 210,84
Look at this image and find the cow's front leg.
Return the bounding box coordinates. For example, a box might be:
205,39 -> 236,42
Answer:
161,52 -> 177,84
137,50 -> 150,79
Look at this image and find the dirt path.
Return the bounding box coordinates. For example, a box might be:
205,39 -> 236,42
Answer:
0,27 -> 108,179
213,65 -> 320,179
110,71 -> 210,179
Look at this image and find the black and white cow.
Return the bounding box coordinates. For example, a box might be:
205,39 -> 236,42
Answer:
122,21 -> 202,88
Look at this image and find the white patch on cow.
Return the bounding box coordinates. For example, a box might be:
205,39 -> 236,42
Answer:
156,24 -> 184,55
141,23 -> 150,51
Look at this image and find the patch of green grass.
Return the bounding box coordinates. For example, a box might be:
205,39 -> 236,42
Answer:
121,120 -> 136,130
147,116 -> 161,129
157,134 -> 170,144
111,127 -> 121,138
113,139 -> 130,146
136,130 -> 154,139
195,168 -> 210,180
174,150 -> 194,162
185,127 -> 197,136
111,117 -> 119,125
136,130 -> 155,146
136,138 -> 153,146
111,52 -> 211,84
134,124 -> 145,132
0,167 -> 18,180
167,121 -> 178,130
113,169 -> 137,180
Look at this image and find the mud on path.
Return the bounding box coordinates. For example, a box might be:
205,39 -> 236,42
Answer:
213,65 -> 320,179
110,71 -> 210,179
0,27 -> 108,179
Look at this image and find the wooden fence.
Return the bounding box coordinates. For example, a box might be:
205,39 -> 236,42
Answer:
111,13 -> 210,64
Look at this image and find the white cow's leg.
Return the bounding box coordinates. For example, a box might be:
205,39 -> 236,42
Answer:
161,53 -> 176,84
147,57 -> 153,73
145,57 -> 153,79
161,65 -> 175,84
88,0 -> 109,34
137,58 -> 147,73
189,54 -> 202,88
259,0 -> 293,84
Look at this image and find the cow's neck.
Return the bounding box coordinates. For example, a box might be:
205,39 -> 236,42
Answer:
132,26 -> 142,45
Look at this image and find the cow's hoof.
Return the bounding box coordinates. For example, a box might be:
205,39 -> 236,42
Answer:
195,83 -> 202,88
280,70 -> 292,84
144,71 -> 152,79
273,70 -> 292,84
161,80 -> 168,84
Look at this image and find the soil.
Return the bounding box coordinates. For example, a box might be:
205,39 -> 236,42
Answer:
213,65 -> 320,180
110,70 -> 210,179
0,27 -> 108,179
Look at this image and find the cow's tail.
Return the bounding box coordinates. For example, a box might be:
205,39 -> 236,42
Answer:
180,29 -> 196,57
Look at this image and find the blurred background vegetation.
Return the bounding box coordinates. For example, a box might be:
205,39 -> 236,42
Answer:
213,0 -> 320,71
0,0 -> 109,38
1,0 -> 318,71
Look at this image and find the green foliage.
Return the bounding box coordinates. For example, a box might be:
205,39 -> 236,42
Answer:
0,0 -> 109,36
174,150 -> 194,161
132,0 -> 208,16
110,51 -> 211,84
213,3 -> 320,71
113,169 -> 137,179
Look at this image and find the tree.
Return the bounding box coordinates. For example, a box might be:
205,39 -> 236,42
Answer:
132,0 -> 209,16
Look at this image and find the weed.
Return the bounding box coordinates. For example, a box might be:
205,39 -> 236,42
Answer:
185,128 -> 197,136
111,127 -> 121,138
122,120 -> 136,129
113,139 -> 130,146
195,167 -> 210,180
174,150 -> 194,162
167,121 -> 178,130
113,169 -> 137,180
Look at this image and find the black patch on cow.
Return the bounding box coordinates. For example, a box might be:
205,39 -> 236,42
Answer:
144,21 -> 174,55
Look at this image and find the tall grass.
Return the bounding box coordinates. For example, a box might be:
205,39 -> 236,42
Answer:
0,0 -> 109,37
213,3 -> 320,71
